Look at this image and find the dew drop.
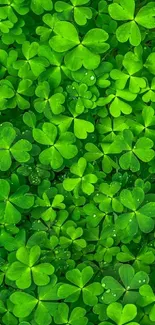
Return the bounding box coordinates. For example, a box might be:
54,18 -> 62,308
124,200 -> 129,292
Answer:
113,234 -> 116,237
129,219 -> 132,222
102,283 -> 106,287
90,75 -> 95,80
127,286 -> 130,290
143,279 -> 146,283
85,72 -> 88,75
113,293 -> 116,297
106,289 -> 111,293
93,214 -> 96,218
139,280 -> 142,283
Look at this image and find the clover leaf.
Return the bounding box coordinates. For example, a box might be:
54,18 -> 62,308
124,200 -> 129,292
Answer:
119,129 -> 154,172
53,303 -> 88,325
101,264 -> 149,304
60,225 -> 86,249
97,89 -> 137,117
31,0 -> 53,15
32,192 -> 66,222
10,292 -> 38,318
6,245 -> 54,289
58,266 -> 103,305
34,81 -> 65,114
0,179 -> 34,225
94,181 -> 123,213
0,125 -> 32,171
107,302 -> 138,325
33,122 -> 78,169
109,0 -> 155,46
110,51 -> 146,93
55,0 -> 92,26
116,186 -> 155,235
0,80 -> 15,109
50,21 -> 109,71
10,275 -> 59,324
63,157 -> 98,196
13,41 -> 49,78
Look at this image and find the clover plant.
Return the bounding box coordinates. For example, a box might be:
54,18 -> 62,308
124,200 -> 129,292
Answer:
1,0 -> 155,325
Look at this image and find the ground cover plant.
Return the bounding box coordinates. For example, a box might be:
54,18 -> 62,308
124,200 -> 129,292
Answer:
1,0 -> 155,324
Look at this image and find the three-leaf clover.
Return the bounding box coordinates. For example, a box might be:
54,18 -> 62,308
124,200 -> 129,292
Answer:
50,21 -> 110,71
32,192 -> 66,222
0,179 -> 34,225
101,264 -> 149,304
52,112 -> 94,139
0,125 -> 32,171
109,0 -> 155,46
60,225 -> 86,249
6,245 -> 54,289
34,81 -> 65,114
110,51 -> 146,93
53,303 -> 88,325
55,0 -> 92,26
116,186 -> 155,236
106,302 -> 138,325
58,266 -> 103,305
13,41 -> 49,78
119,129 -> 154,172
93,181 -> 123,213
10,275 -> 59,324
33,122 -> 78,169
63,157 -> 98,196
97,88 -> 137,117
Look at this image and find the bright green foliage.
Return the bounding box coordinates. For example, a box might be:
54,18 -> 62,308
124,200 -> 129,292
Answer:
1,1 -> 155,325
58,266 -> 103,305
63,157 -> 98,196
6,245 -> 54,288
33,122 -> 78,169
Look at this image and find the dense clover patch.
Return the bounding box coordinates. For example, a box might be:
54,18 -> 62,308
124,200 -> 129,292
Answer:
1,0 -> 155,324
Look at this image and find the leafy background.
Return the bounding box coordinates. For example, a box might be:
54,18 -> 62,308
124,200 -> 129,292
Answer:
1,0 -> 155,324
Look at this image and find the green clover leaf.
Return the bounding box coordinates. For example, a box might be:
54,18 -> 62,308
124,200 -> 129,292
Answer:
116,186 -> 155,235
60,225 -> 86,249
32,192 -> 65,222
50,21 -> 109,71
55,0 -> 92,26
63,157 -> 98,196
6,245 -> 54,289
0,125 -> 32,171
101,264 -> 149,304
0,179 -> 34,225
34,81 -> 65,114
33,122 -> 78,169
107,302 -> 138,325
94,181 -> 123,213
58,266 -> 103,305
109,0 -> 155,46
53,303 -> 87,325
119,129 -> 154,172
10,292 -> 38,318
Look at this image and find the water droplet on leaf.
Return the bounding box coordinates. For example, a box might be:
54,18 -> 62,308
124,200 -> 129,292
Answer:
106,289 -> 111,293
